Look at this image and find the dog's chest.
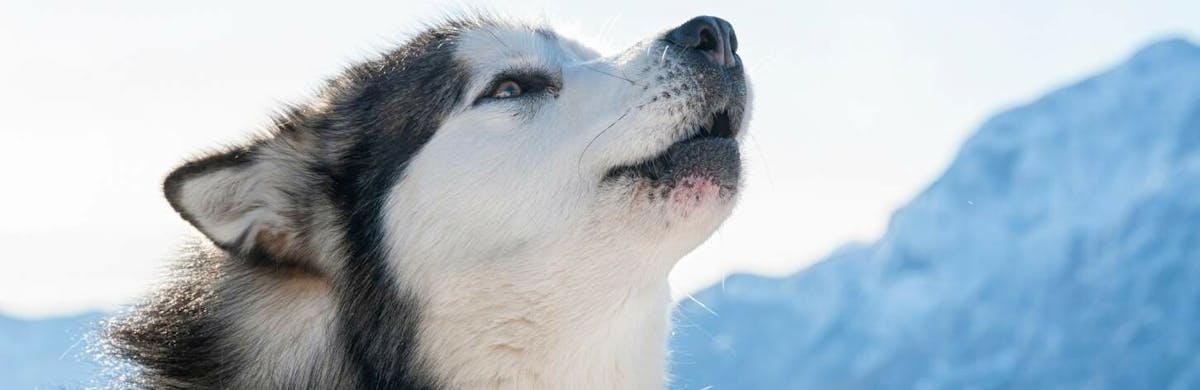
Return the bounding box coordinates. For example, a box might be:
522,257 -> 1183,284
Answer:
410,261 -> 673,389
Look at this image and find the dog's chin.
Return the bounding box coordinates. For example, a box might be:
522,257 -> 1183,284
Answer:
603,118 -> 742,222
608,137 -> 740,191
606,107 -> 741,189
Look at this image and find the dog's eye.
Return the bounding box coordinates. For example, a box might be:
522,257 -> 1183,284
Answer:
474,72 -> 559,105
491,80 -> 523,99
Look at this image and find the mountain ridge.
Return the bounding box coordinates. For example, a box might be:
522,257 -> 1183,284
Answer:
671,37 -> 1200,389
2,38 -> 1198,389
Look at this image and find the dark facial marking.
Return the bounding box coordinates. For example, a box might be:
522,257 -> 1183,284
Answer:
323,19 -> 478,389
108,17 -> 485,389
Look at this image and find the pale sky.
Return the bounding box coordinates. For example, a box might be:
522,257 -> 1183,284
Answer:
2,0 -> 1197,318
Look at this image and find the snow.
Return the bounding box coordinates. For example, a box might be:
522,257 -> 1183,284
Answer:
671,38 -> 1200,389
3,38 -> 1199,389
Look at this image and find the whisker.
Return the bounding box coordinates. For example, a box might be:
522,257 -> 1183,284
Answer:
685,294 -> 719,317
484,29 -> 511,51
597,15 -> 620,48
583,64 -> 635,85
577,108 -> 632,180
746,132 -> 776,191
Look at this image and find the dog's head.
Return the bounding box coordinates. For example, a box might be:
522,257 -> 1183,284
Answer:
163,15 -> 750,281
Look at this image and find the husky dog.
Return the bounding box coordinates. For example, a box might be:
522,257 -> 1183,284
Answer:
107,14 -> 749,389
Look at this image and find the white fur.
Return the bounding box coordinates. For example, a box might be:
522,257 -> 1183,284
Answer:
380,24 -> 748,388
174,147 -> 308,253
162,19 -> 749,389
224,274 -> 342,384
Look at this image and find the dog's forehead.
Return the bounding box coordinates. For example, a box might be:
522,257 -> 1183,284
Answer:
453,24 -> 601,75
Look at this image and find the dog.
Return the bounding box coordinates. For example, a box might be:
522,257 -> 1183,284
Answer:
106,14 -> 749,389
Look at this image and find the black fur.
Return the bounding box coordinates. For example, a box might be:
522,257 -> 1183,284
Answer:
106,240 -> 234,388
106,17 -> 486,389
323,19 -> 476,390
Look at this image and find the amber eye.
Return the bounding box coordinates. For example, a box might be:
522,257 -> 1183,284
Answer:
491,80 -> 523,98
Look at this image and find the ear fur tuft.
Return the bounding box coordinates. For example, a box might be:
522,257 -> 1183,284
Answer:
163,140 -> 315,269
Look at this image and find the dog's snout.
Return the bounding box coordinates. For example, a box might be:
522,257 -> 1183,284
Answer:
665,16 -> 738,68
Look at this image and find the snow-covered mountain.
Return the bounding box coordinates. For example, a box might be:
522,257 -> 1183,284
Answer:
3,38 -> 1198,389
0,312 -> 107,389
671,38 -> 1200,389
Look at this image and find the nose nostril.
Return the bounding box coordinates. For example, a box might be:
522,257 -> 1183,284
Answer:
665,16 -> 737,68
696,27 -> 718,52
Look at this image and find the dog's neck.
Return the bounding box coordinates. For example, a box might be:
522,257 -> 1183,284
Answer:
398,241 -> 677,389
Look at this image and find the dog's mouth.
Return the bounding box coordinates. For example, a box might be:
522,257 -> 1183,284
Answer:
603,110 -> 741,185
699,110 -> 736,140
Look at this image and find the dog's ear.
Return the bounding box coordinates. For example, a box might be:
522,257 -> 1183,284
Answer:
163,141 -> 312,263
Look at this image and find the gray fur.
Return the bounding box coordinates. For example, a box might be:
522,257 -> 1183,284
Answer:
105,17 -> 491,389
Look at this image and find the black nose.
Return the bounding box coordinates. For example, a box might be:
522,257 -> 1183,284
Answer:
665,16 -> 738,68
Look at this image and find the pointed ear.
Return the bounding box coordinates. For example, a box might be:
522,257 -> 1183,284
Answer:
163,142 -> 310,263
